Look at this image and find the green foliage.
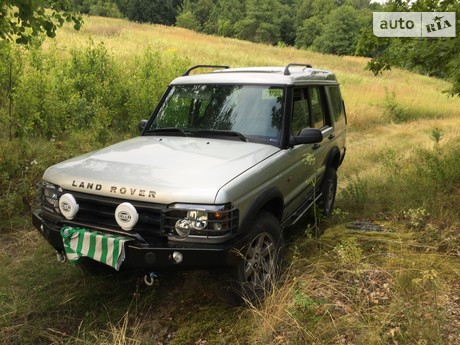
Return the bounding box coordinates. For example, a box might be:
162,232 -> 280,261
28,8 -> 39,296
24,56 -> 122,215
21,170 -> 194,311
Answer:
339,130 -> 460,224
124,0 -> 178,25
313,5 -> 371,56
176,11 -> 202,31
341,174 -> 369,211
295,16 -> 324,48
0,41 -> 189,229
0,42 -> 23,140
383,88 -> 408,122
235,0 -> 283,44
357,0 -> 460,96
430,127 -> 444,144
88,0 -> 124,18
333,238 -> 364,267
0,0 -> 82,44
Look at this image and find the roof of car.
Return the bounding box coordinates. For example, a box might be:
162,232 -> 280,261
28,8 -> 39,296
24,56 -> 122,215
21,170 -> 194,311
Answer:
170,66 -> 338,86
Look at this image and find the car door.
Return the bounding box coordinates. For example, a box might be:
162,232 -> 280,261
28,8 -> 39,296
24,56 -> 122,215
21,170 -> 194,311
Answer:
281,85 -> 333,219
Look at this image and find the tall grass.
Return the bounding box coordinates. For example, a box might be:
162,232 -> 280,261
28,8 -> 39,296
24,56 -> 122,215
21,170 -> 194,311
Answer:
1,15 -> 460,345
249,225 -> 459,344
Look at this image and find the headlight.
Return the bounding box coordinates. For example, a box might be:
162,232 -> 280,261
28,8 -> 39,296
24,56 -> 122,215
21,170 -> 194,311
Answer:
42,181 -> 63,214
174,209 -> 208,238
166,203 -> 238,241
187,210 -> 208,230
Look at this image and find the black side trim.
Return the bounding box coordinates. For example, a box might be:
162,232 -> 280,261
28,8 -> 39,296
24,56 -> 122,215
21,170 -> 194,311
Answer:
322,146 -> 341,171
239,187 -> 284,233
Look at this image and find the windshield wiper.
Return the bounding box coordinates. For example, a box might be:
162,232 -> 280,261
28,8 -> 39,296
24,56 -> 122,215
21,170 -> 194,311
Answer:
144,127 -> 188,137
192,129 -> 248,142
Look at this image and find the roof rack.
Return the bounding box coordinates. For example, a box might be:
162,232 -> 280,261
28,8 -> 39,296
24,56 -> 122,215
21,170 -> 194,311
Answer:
183,65 -> 230,76
283,63 -> 313,76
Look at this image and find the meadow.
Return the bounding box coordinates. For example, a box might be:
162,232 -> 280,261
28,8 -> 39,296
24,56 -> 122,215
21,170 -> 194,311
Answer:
0,15 -> 459,344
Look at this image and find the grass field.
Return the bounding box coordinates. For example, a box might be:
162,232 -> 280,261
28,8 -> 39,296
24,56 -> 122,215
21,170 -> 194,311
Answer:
1,15 -> 460,344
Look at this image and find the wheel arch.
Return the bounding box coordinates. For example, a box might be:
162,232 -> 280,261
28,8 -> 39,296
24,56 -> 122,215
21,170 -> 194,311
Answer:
239,187 -> 284,233
323,146 -> 341,171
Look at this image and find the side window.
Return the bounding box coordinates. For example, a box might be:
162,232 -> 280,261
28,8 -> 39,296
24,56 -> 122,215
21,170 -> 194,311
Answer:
328,86 -> 344,122
309,86 -> 329,129
291,86 -> 331,135
291,88 -> 310,135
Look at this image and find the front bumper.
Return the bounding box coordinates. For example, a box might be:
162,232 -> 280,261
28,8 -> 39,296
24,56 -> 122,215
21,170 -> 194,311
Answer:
32,210 -> 247,269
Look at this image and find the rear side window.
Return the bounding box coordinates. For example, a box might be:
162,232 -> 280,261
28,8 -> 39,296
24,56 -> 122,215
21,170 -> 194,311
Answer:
309,87 -> 328,129
291,86 -> 332,134
328,86 -> 344,122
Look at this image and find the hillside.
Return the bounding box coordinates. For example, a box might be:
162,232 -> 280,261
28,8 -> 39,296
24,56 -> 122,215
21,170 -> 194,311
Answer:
1,15 -> 460,344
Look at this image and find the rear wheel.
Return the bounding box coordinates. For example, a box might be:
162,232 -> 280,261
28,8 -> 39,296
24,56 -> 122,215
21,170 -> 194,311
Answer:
230,211 -> 284,304
320,168 -> 337,216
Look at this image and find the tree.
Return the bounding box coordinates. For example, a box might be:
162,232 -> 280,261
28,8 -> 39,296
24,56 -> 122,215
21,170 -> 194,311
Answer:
124,0 -> 178,25
208,0 -> 244,37
176,0 -> 201,30
313,5 -> 370,55
357,0 -> 460,96
235,0 -> 283,44
294,0 -> 337,49
0,0 -> 82,44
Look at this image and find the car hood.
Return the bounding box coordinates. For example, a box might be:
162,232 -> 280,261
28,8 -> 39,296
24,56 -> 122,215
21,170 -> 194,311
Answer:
44,136 -> 280,204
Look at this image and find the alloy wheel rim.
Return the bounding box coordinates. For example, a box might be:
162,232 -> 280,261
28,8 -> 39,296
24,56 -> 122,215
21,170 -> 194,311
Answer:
244,232 -> 276,288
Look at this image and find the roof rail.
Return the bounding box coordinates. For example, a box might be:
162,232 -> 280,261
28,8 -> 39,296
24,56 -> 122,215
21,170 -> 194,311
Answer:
283,63 -> 313,76
183,65 -> 230,76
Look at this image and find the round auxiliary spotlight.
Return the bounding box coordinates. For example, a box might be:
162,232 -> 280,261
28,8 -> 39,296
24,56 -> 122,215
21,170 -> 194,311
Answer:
115,202 -> 139,231
59,193 -> 79,220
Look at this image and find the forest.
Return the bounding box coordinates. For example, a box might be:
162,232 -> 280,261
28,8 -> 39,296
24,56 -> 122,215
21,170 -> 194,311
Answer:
3,0 -> 454,95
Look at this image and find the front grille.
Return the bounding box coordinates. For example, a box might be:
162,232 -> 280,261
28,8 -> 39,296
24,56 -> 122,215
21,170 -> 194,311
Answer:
66,191 -> 167,239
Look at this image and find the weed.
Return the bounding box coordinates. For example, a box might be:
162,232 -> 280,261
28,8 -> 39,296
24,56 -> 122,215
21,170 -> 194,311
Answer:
402,208 -> 430,229
383,88 -> 408,123
341,174 -> 369,211
331,207 -> 350,223
430,127 -> 444,145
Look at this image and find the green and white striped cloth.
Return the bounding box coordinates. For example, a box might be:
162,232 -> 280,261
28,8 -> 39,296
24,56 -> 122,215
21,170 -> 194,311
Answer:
60,226 -> 131,271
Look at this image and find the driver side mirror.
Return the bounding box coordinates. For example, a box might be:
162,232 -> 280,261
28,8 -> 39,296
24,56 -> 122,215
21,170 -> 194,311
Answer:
138,119 -> 148,133
290,128 -> 323,146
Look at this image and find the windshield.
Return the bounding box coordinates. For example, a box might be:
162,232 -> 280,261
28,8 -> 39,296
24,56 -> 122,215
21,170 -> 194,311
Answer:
146,85 -> 284,145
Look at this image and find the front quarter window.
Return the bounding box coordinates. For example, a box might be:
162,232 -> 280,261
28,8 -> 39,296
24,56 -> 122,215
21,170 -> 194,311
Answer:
146,85 -> 284,145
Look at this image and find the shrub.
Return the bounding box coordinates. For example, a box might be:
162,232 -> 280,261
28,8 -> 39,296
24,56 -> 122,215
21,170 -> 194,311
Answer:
0,41 -> 190,230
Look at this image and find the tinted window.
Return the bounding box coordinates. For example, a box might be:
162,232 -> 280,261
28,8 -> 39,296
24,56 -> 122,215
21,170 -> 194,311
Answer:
328,86 -> 344,122
310,87 -> 328,129
291,86 -> 332,135
292,88 -> 310,135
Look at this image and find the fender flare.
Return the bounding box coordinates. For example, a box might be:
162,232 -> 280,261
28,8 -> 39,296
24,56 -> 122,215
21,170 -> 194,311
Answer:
322,146 -> 341,171
239,187 -> 284,234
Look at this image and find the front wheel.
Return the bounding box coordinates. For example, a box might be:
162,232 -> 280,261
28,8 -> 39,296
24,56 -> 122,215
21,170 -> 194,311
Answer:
230,211 -> 284,304
320,168 -> 337,217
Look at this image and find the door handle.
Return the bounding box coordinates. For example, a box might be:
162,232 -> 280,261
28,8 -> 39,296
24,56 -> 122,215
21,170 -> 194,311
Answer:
328,134 -> 335,140
312,143 -> 321,150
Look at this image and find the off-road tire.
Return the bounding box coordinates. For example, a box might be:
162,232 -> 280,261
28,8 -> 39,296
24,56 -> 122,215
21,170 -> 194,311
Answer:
229,211 -> 284,305
320,167 -> 337,217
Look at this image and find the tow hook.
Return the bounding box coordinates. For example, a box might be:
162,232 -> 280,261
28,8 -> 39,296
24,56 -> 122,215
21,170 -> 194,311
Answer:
56,251 -> 67,263
144,272 -> 159,287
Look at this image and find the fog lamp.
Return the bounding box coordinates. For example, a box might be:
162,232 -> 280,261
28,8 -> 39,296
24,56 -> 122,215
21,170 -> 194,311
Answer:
59,193 -> 79,220
212,223 -> 223,231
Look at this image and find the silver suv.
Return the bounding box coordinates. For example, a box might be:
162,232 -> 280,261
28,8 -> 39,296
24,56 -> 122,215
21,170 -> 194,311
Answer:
33,64 -> 346,302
